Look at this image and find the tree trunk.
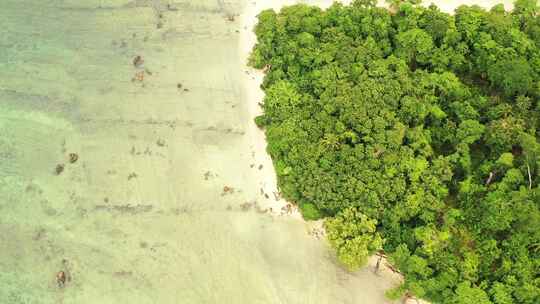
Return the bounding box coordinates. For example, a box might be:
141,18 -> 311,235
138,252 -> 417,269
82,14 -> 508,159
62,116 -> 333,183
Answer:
527,163 -> 532,189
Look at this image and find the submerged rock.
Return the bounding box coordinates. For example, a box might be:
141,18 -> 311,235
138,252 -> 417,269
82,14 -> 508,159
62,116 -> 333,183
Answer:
55,164 -> 64,175
56,271 -> 66,288
68,153 -> 78,164
133,55 -> 144,67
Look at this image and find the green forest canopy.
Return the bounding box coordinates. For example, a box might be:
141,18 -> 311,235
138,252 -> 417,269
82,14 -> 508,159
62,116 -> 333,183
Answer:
249,0 -> 540,303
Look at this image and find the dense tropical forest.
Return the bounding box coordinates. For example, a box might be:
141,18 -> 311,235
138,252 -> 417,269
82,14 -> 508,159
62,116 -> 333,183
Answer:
249,0 -> 540,303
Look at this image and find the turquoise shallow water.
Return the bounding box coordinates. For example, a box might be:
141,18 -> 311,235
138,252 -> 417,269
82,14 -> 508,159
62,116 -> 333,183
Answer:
0,0 -> 516,303
0,1 -> 401,303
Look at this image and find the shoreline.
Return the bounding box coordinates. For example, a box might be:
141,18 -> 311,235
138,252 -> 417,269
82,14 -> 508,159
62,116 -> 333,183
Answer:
237,1 -> 514,303
238,0 -> 311,221
237,0 -> 408,302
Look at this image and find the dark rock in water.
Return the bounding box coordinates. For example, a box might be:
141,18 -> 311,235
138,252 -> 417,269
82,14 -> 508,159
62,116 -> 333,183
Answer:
44,206 -> 57,216
166,4 -> 178,11
222,185 -> 234,196
156,139 -> 166,147
33,228 -> 46,241
129,204 -> 153,214
133,55 -> 144,67
114,270 -> 133,277
55,164 -> 65,175
94,204 -> 153,215
132,71 -> 145,82
56,271 -> 66,288
68,153 -> 78,164
240,202 -> 252,211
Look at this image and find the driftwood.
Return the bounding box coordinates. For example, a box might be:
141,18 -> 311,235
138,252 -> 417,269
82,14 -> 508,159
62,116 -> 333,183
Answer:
56,271 -> 66,287
374,252 -> 421,303
385,262 -> 402,274
374,255 -> 383,274
374,251 -> 402,275
262,64 -> 272,73
402,291 -> 420,304
375,251 -> 387,258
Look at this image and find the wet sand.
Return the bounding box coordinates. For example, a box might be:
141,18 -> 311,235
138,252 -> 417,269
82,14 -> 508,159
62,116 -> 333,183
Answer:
0,0 -> 513,303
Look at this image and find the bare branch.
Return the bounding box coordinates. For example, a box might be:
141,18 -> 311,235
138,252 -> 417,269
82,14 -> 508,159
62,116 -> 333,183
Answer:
485,171 -> 494,186
527,163 -> 532,190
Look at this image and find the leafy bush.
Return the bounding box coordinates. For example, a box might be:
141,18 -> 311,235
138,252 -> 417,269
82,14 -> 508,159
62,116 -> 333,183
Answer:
250,0 -> 540,303
299,203 -> 323,220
